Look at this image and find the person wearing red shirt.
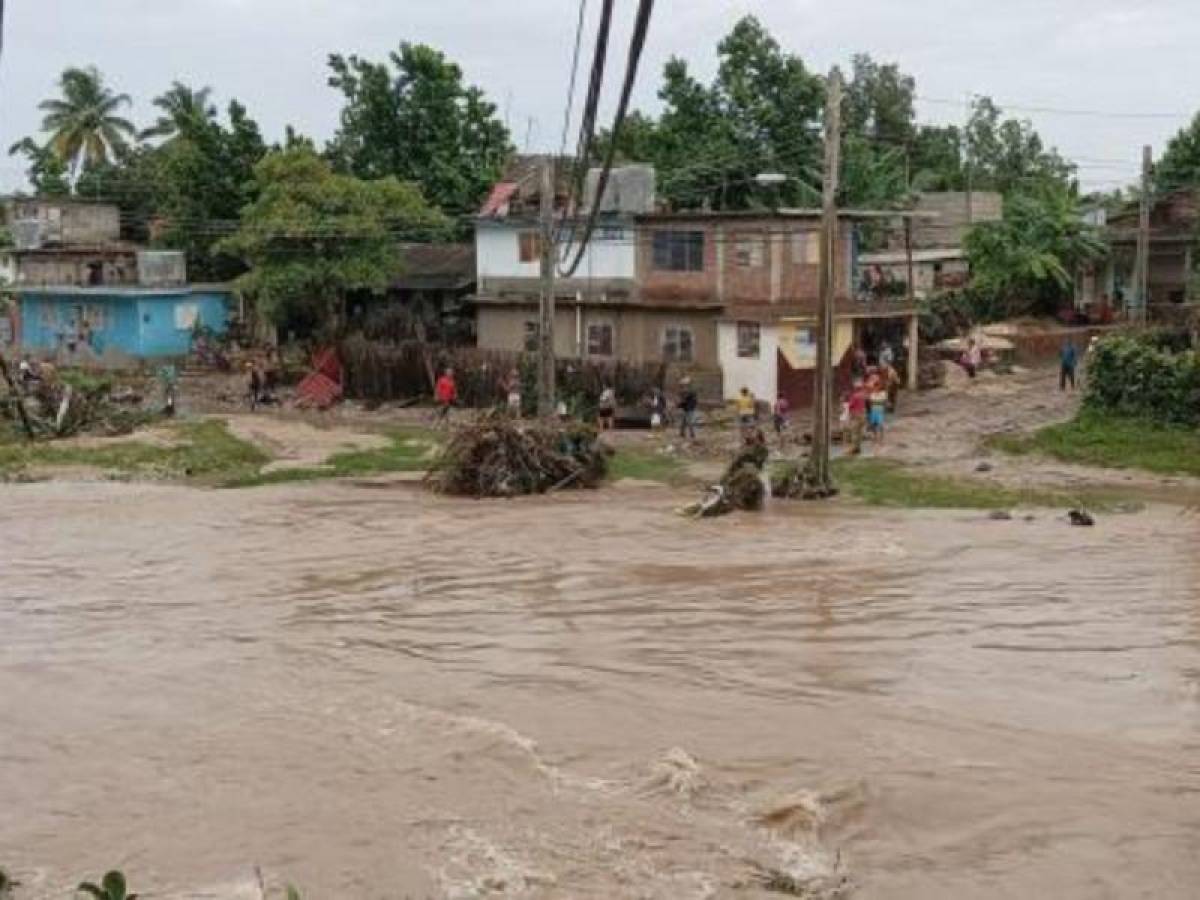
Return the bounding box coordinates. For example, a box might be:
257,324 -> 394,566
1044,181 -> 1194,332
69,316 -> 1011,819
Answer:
434,367 -> 457,421
845,379 -> 868,455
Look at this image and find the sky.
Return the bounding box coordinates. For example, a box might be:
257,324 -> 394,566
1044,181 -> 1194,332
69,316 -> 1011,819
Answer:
1,0 -> 1197,194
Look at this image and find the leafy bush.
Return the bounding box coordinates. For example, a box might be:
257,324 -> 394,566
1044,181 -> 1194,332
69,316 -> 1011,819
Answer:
78,870 -> 138,900
1085,335 -> 1200,426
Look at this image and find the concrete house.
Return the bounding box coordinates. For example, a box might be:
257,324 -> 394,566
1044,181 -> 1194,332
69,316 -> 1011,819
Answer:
1,198 -> 138,288
1,198 -> 234,362
17,284 -> 232,360
1075,188 -> 1198,318
858,191 -> 1001,301
640,210 -> 922,408
473,158 -> 720,377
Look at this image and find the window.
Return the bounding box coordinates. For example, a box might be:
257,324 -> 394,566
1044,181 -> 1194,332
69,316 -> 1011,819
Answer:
791,327 -> 816,366
652,230 -> 705,272
518,231 -> 542,264
523,320 -> 540,352
175,303 -> 199,330
662,325 -> 694,363
735,237 -> 765,268
587,322 -> 614,357
736,321 -> 761,359
792,230 -> 821,265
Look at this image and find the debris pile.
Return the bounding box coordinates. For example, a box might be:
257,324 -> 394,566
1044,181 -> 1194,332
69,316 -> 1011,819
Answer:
680,431 -> 770,518
771,460 -> 839,500
1,366 -> 158,441
426,413 -> 612,497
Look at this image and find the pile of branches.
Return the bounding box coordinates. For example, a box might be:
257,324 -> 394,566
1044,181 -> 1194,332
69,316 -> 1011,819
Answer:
681,433 -> 770,518
771,460 -> 839,500
426,412 -> 612,497
1,369 -> 157,441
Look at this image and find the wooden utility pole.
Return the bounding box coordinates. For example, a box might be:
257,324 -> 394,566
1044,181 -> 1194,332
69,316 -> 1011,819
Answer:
964,92 -> 974,227
1133,144 -> 1153,324
537,158 -> 557,416
904,217 -> 919,391
809,67 -> 842,494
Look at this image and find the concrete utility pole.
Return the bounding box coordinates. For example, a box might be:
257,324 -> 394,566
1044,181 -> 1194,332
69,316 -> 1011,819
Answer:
1133,144 -> 1153,324
809,67 -> 842,494
537,158 -> 557,417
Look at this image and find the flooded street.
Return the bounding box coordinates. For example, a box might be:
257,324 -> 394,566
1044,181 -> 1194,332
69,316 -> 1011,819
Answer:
2,481 -> 1199,898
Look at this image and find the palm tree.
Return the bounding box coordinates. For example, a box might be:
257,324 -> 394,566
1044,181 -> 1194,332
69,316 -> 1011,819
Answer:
140,81 -> 216,143
37,66 -> 136,179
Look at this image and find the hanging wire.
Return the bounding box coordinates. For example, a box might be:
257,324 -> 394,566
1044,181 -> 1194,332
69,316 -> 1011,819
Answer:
558,0 -> 654,277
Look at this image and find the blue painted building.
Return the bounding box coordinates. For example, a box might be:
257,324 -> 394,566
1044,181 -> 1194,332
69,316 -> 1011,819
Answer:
17,285 -> 233,360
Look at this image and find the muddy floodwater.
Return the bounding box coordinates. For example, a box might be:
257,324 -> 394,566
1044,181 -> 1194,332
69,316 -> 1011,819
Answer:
2,481 -> 1199,898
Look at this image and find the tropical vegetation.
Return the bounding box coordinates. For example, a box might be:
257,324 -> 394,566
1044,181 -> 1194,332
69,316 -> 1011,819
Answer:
217,147 -> 447,334
11,17 -> 1200,329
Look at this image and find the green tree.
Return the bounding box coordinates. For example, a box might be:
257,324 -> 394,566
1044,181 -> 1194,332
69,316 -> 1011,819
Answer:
1156,113 -> 1200,192
218,148 -> 448,333
33,66 -> 136,179
910,124 -> 965,191
326,43 -> 511,216
149,99 -> 269,279
965,96 -> 1075,195
965,182 -> 1105,316
844,53 -> 915,149
72,98 -> 270,279
637,16 -> 825,210
7,136 -> 71,195
140,82 -> 217,143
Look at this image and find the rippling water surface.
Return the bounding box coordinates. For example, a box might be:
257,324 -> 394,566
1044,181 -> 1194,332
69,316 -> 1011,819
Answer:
2,482 -> 1198,898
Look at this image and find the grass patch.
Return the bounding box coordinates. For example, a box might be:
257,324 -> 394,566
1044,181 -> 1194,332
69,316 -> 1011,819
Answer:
0,419 -> 268,483
988,412 -> 1200,478
222,426 -> 441,488
608,446 -> 690,485
832,457 -> 1122,510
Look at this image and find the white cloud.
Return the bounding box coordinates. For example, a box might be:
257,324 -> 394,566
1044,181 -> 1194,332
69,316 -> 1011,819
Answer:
0,0 -> 1195,191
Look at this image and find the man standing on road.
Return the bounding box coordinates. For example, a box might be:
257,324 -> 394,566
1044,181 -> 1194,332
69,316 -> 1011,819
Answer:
1059,340 -> 1078,391
678,378 -> 698,441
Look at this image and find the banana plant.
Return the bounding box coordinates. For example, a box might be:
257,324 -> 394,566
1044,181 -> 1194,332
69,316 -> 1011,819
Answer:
77,871 -> 138,900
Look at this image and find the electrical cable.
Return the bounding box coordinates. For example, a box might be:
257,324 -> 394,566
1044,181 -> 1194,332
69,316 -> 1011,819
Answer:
558,0 -> 654,277
557,0 -> 590,164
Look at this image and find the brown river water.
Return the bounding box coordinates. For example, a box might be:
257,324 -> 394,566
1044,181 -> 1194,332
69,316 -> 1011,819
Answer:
2,481 -> 1199,899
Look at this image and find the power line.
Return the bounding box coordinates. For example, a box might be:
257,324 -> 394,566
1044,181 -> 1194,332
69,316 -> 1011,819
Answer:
559,0 -> 655,277
918,94 -> 1191,121
557,0 -> 590,164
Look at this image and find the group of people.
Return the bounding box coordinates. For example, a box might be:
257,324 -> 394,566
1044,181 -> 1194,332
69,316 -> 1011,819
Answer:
843,370 -> 892,454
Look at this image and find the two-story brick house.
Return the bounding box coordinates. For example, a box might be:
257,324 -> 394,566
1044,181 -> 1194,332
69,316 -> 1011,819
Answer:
473,158 -> 725,392
637,210 -> 920,408
473,159 -> 921,407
